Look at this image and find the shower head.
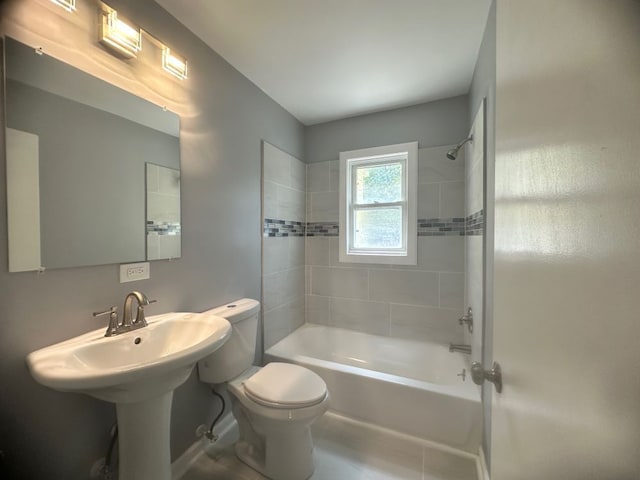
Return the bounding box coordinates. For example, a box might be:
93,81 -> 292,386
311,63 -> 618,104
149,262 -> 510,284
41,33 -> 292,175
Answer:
446,135 -> 473,160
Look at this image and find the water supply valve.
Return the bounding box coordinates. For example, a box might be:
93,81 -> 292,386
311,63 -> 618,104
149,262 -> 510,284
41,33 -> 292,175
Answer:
458,307 -> 473,333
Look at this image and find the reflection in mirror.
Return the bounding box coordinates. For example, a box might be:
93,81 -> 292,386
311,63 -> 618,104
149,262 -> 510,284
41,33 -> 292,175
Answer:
4,37 -> 181,272
146,163 -> 181,260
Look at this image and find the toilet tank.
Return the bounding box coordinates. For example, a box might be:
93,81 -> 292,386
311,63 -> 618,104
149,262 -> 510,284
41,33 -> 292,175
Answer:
197,298 -> 260,384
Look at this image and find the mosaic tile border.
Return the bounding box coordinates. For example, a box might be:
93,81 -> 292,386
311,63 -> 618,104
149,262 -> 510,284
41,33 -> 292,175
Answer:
147,221 -> 181,236
263,212 -> 484,238
466,209 -> 484,236
263,219 -> 305,237
418,217 -> 466,236
306,222 -> 339,237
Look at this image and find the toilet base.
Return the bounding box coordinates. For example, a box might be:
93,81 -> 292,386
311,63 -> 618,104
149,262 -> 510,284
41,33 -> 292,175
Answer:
235,427 -> 316,480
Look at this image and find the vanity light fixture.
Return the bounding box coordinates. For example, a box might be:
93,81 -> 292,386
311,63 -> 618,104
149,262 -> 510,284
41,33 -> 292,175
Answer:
51,0 -> 76,12
162,47 -> 188,80
99,9 -> 142,59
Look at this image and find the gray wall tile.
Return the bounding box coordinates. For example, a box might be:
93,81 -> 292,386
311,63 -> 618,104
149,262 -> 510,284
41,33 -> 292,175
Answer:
417,183 -> 440,219
369,269 -> 439,306
329,160 -> 340,192
309,191 -> 339,222
307,161 -> 331,192
393,237 -> 465,272
439,272 -> 465,309
390,304 -> 464,344
263,180 -> 278,219
288,237 -> 305,268
263,298 -> 305,349
263,237 -> 289,275
306,294 -> 330,325
263,141 -> 292,186
329,297 -> 390,336
290,156 -> 306,192
306,237 -> 330,266
311,266 -> 368,300
439,181 -> 465,218
277,184 -> 306,222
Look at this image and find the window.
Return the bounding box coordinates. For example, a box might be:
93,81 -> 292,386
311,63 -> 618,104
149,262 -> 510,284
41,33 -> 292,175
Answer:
339,142 -> 417,265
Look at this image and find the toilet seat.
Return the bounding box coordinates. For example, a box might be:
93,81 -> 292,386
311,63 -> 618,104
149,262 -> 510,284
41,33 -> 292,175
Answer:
243,362 -> 327,409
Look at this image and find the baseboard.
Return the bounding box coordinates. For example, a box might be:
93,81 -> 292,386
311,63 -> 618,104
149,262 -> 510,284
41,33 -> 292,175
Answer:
478,445 -> 490,480
171,439 -> 203,480
171,413 -> 237,480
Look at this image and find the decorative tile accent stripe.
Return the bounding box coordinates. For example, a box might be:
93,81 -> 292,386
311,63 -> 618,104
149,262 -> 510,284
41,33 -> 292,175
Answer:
147,221 -> 181,235
418,217 -> 466,236
263,213 -> 484,238
263,218 -> 305,237
466,210 -> 484,236
306,222 -> 339,237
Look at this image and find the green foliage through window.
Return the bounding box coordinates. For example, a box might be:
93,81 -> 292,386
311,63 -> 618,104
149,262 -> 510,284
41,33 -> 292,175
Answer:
355,163 -> 402,204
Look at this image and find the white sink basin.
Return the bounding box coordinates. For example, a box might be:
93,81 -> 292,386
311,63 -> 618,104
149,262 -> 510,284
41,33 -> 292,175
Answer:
27,311 -> 231,402
26,311 -> 231,480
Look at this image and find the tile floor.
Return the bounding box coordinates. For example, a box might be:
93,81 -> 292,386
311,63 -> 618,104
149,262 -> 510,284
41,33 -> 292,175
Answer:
179,412 -> 478,480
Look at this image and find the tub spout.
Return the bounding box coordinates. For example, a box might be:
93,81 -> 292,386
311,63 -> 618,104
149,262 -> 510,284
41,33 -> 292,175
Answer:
449,344 -> 471,355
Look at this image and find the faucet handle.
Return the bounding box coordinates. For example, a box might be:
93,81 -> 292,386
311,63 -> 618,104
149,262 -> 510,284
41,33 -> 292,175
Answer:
458,307 -> 473,333
133,298 -> 157,325
93,306 -> 118,319
93,306 -> 119,337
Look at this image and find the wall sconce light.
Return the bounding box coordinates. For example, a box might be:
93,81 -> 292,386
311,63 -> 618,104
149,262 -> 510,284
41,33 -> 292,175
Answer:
51,0 -> 76,12
162,47 -> 188,80
99,9 -> 142,58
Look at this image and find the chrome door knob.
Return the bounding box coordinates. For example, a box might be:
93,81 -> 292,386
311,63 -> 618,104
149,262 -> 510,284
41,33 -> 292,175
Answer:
471,361 -> 503,393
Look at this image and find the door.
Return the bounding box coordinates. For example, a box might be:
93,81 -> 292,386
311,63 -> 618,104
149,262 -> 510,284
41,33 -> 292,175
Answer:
488,1 -> 640,479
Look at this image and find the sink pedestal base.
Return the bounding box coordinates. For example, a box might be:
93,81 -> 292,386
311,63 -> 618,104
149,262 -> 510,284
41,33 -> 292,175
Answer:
116,391 -> 173,480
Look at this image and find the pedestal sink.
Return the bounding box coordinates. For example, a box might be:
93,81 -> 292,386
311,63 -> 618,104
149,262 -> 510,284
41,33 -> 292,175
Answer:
26,311 -> 231,480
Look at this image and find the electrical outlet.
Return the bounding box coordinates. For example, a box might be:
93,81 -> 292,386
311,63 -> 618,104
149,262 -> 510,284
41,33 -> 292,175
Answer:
119,262 -> 150,283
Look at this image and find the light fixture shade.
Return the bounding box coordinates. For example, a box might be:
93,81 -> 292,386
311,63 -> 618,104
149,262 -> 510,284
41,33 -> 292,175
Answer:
162,47 -> 188,80
51,0 -> 76,12
99,10 -> 142,59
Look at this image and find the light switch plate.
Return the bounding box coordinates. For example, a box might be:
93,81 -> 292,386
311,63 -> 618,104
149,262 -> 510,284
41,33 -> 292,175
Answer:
119,262 -> 150,283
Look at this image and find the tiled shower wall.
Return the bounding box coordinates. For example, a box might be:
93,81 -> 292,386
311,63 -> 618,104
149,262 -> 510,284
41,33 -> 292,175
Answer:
305,145 -> 467,345
465,103 -> 485,362
261,142 -> 306,349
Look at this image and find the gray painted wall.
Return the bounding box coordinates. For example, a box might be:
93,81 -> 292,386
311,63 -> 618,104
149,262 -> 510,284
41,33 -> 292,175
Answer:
0,0 -> 303,478
7,80 -> 179,268
468,0 -> 496,469
304,95 -> 470,164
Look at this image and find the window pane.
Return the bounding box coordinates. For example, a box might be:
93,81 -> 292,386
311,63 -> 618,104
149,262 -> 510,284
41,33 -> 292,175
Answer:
353,207 -> 402,249
355,162 -> 402,204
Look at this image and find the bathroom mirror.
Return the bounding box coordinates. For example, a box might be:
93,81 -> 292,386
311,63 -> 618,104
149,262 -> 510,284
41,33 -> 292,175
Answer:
4,37 -> 181,272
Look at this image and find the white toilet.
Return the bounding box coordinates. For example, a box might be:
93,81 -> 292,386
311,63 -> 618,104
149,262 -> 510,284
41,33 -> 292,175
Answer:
197,298 -> 329,480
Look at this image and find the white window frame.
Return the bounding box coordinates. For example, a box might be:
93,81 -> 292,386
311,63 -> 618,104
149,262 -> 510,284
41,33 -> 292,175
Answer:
339,141 -> 418,265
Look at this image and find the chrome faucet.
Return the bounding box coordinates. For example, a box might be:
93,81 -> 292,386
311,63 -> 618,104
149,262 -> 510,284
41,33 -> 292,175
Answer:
93,291 -> 156,337
122,291 -> 156,330
449,344 -> 472,355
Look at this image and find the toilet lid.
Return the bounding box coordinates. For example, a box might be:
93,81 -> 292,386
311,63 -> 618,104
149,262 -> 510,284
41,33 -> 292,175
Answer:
243,363 -> 327,407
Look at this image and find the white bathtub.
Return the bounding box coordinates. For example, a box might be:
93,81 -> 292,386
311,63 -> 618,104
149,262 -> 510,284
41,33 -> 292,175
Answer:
264,324 -> 481,453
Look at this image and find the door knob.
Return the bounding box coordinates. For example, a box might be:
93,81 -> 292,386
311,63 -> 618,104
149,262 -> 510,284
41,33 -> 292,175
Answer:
470,361 -> 502,393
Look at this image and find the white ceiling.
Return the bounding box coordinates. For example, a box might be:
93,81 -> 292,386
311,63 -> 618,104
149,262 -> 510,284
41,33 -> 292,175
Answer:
155,0 -> 492,126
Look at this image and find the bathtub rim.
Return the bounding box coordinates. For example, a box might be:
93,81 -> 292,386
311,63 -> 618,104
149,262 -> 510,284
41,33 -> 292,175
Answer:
265,324 -> 481,403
